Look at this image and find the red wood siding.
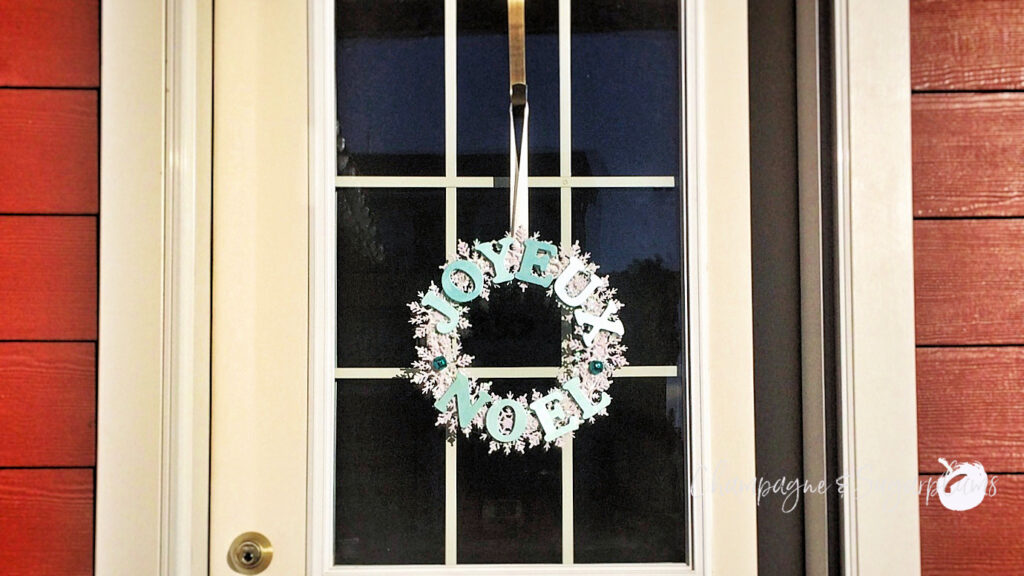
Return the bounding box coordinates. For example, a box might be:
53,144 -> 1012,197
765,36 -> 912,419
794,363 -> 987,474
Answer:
914,219 -> 1024,345
911,0 -> 1024,91
912,1 -> 1024,572
919,475 -> 1024,574
0,0 -> 100,88
0,343 -> 96,467
0,0 -> 99,571
913,93 -> 1024,217
917,348 -> 1024,473
0,469 -> 94,575
0,217 -> 97,340
0,91 -> 98,213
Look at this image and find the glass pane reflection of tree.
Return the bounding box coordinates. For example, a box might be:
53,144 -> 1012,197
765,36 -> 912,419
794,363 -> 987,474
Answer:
573,188 -> 683,368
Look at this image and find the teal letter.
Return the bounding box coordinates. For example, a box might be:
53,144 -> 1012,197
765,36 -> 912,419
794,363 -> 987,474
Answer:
515,239 -> 558,287
441,260 -> 484,303
474,238 -> 515,283
530,391 -> 580,442
562,376 -> 611,420
421,291 -> 461,334
434,372 -> 493,428
485,398 -> 529,443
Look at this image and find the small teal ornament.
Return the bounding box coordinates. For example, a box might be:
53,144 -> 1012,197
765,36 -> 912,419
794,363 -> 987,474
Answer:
588,360 -> 605,375
432,356 -> 448,371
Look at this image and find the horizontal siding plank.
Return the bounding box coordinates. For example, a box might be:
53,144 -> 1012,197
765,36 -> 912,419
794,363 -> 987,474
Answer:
0,0 -> 99,87
920,474 -> 1024,575
0,90 -> 98,214
913,93 -> 1024,217
915,220 -> 1024,345
0,343 -> 95,467
917,348 -> 1024,473
911,0 -> 1024,90
0,217 -> 96,340
0,468 -> 93,575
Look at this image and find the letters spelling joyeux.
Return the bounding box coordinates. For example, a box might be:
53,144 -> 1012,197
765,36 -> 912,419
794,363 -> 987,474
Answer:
419,237 -> 625,445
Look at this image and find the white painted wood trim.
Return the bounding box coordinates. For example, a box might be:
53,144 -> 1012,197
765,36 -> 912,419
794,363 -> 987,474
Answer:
99,1 -> 214,574
834,0 -> 921,574
696,0 -> 758,573
96,0 -> 167,573
334,366 -> 679,380
323,566 -> 694,576
309,0 -> 337,573
443,0 -> 460,563
162,0 -> 213,574
334,176 -> 675,189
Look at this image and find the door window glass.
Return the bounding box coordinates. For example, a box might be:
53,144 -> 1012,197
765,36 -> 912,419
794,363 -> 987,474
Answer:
334,0 -> 686,567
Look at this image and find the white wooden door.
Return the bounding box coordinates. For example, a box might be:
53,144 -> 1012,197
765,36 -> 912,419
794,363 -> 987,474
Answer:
209,1 -> 758,575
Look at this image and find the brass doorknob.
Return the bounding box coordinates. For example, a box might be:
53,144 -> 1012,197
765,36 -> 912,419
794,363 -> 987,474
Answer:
227,532 -> 273,574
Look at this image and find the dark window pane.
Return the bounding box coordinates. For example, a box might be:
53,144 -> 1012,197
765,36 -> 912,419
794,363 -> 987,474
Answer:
572,188 -> 682,366
335,380 -> 445,564
571,0 -> 680,176
337,0 -> 445,175
337,188 -> 444,367
574,377 -> 687,563
457,188 -> 510,244
457,380 -> 561,563
528,188 -> 561,242
455,188 -> 560,246
458,0 -> 559,176
456,189 -> 561,367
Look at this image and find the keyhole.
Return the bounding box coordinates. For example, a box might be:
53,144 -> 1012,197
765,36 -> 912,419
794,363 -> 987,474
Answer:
228,532 -> 272,573
238,543 -> 261,566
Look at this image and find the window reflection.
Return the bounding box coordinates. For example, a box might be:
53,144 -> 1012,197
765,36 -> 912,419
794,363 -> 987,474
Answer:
337,188 -> 445,367
573,188 -> 683,367
334,0 -> 689,567
457,380 -> 562,564
574,377 -> 687,563
571,0 -> 681,176
335,380 -> 446,565
337,0 -> 445,175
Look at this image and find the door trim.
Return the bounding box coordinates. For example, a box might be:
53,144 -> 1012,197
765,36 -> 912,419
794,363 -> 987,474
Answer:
96,0 -> 168,573
162,0 -> 213,573
97,0 -> 214,574
833,0 -> 921,573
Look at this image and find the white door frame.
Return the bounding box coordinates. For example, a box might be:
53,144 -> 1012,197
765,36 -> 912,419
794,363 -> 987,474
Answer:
796,0 -> 920,575
95,0 -> 167,573
95,0 -> 919,574
832,0 -> 921,573
96,0 -> 213,574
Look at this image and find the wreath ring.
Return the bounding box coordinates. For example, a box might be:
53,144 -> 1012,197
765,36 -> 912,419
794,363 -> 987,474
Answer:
408,228 -> 629,454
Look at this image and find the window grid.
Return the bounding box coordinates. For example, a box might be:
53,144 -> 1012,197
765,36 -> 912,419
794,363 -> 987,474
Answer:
334,0 -> 681,566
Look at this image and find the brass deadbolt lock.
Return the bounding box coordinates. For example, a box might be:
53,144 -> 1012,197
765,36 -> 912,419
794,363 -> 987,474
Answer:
227,532 -> 273,574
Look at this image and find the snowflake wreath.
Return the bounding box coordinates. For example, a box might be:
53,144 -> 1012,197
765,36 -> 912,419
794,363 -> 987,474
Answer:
408,228 -> 628,454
